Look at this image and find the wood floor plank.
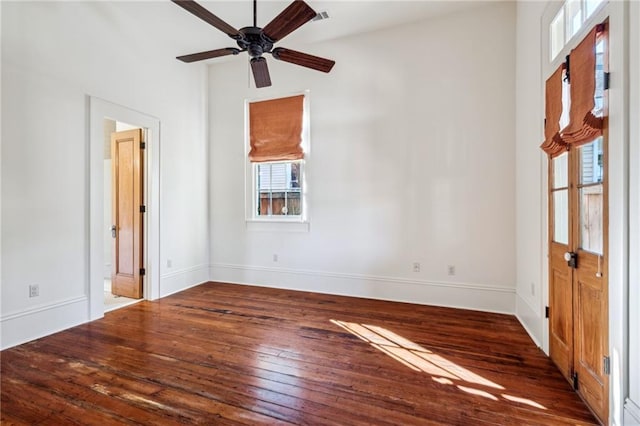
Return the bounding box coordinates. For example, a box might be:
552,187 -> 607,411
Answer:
1,282 -> 598,425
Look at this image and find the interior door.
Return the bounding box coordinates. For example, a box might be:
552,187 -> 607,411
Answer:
111,129 -> 144,299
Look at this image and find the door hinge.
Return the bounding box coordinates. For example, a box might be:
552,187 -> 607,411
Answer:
140,142 -> 146,149
140,268 -> 146,276
572,372 -> 579,390
604,72 -> 610,90
140,205 -> 146,213
603,356 -> 611,375
545,306 -> 550,318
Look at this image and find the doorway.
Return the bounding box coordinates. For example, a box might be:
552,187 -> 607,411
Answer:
89,96 -> 161,321
547,30 -> 609,423
103,120 -> 145,312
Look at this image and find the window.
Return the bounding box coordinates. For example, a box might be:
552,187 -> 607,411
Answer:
255,162 -> 302,217
246,93 -> 308,221
549,0 -> 606,61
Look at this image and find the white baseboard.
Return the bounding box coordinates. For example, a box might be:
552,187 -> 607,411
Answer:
209,263 -> 516,314
160,264 -> 210,298
625,399 -> 640,426
0,296 -> 89,350
515,294 -> 543,348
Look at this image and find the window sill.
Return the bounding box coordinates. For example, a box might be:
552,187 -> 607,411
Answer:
245,219 -> 310,233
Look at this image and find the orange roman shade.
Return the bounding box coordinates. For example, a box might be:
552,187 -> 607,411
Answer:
540,66 -> 567,157
248,95 -> 304,163
560,27 -> 603,147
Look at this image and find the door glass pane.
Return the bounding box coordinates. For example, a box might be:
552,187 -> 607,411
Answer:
579,137 -> 604,184
553,189 -> 569,244
553,152 -> 569,188
580,185 -> 603,254
594,39 -> 605,113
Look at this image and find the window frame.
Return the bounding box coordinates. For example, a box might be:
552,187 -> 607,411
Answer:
546,0 -> 607,65
244,91 -> 311,226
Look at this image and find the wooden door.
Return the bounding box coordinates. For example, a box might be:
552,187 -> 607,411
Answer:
572,136 -> 608,423
548,152 -> 573,382
111,129 -> 144,299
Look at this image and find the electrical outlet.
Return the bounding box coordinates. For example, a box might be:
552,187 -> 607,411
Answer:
273,254 -> 278,262
29,284 -> 39,298
413,262 -> 421,272
447,265 -> 456,276
167,259 -> 172,268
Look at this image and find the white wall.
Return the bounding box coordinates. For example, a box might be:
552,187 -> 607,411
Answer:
209,2 -> 517,313
514,0 -> 547,346
1,2 -> 209,348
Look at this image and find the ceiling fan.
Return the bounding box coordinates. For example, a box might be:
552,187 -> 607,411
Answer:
172,0 -> 336,88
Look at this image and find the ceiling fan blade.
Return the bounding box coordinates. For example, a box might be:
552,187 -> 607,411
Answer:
251,57 -> 272,88
262,0 -> 317,43
272,48 -> 335,73
172,0 -> 242,39
177,48 -> 240,63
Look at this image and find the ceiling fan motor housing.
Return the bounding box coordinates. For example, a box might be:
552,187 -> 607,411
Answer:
238,27 -> 273,58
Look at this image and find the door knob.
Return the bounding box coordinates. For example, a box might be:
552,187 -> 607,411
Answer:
564,251 -> 577,268
111,225 -> 117,238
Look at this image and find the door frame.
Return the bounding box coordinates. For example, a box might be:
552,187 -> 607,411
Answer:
539,2 -> 629,425
89,96 -> 160,319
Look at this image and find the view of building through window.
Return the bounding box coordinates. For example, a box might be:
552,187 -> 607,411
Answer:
255,162 -> 302,216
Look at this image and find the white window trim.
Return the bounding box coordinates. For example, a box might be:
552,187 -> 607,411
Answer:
244,90 -> 311,231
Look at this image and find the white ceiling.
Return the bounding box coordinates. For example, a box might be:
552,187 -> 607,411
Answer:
101,1 -> 491,64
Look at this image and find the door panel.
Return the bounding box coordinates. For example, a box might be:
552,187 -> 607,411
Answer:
111,129 -> 143,299
574,252 -> 607,421
549,243 -> 573,381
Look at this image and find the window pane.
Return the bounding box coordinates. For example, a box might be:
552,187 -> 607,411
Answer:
553,189 -> 569,244
585,0 -> 604,18
580,184 -> 603,254
551,8 -> 565,60
255,162 -> 302,217
565,0 -> 582,41
579,137 -> 604,184
594,38 -> 605,113
553,152 -> 569,189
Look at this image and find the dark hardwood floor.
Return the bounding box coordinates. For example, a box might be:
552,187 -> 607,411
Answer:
1,282 -> 597,425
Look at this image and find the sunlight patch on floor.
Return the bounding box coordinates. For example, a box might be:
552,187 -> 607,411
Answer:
330,319 -> 547,411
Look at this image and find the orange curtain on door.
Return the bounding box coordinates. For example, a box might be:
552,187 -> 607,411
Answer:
249,95 -> 304,163
560,27 -> 603,147
540,65 -> 567,157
